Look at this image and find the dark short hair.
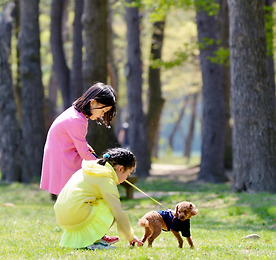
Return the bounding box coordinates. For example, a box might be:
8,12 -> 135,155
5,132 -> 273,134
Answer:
73,82 -> 117,127
98,147 -> 136,171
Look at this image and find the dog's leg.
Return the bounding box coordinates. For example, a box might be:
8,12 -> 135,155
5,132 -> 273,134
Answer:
171,230 -> 183,248
147,226 -> 162,247
141,227 -> 151,244
186,237 -> 194,248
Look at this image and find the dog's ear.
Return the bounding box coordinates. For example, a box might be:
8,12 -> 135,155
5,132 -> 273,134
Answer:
191,209 -> 198,216
190,203 -> 198,216
174,204 -> 179,217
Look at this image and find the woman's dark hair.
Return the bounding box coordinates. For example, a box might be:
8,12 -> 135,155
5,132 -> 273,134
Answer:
73,82 -> 117,127
98,147 -> 136,171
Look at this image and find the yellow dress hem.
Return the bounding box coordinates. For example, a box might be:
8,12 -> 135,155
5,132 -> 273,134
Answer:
59,200 -> 114,249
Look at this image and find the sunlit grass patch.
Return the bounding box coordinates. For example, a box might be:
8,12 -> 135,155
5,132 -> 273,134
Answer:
0,181 -> 275,259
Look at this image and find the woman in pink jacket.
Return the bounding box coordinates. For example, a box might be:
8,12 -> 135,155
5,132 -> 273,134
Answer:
40,82 -> 117,196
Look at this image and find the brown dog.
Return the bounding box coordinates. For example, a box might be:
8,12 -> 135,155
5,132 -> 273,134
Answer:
138,201 -> 198,248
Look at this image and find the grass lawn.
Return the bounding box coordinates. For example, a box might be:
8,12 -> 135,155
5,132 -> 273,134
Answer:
0,177 -> 275,260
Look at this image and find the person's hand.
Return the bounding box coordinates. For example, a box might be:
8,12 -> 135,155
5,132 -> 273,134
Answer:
129,235 -> 143,247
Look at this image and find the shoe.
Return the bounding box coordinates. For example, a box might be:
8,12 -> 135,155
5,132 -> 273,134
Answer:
102,235 -> 120,245
87,241 -> 116,250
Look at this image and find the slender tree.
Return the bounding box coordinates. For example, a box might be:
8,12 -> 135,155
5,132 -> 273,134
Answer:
82,0 -> 108,87
125,0 -> 150,176
218,0 -> 232,169
70,0 -> 84,103
147,19 -> 166,157
19,0 -> 46,180
196,0 -> 227,182
107,2 -> 119,96
82,0 -> 118,155
14,0 -> 21,123
264,0 -> 276,94
46,0 -> 70,128
228,0 -> 276,192
168,96 -> 189,151
0,2 -> 23,182
50,0 -> 70,109
45,71 -> 58,130
184,93 -> 198,160
107,2 -> 120,133
47,0 -> 83,118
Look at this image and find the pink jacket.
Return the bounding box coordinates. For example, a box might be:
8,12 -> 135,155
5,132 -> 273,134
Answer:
40,106 -> 96,195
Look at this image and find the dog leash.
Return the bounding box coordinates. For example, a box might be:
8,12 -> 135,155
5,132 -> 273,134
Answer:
91,150 -> 168,210
124,179 -> 169,210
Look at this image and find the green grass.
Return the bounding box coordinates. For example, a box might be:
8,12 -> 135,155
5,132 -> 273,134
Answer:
0,180 -> 275,260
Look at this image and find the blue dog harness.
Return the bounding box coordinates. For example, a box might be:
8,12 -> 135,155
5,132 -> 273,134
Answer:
157,210 -> 191,237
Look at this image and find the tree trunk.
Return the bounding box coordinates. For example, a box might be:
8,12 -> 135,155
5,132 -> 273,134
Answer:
44,71 -> 58,130
0,3 -> 23,182
218,0 -> 232,169
228,0 -> 276,193
184,93 -> 198,161
82,0 -> 118,155
82,0 -> 108,87
264,0 -> 276,99
196,0 -> 227,182
50,0 -> 70,109
125,0 -> 150,177
107,3 -> 119,133
70,0 -> 84,103
14,0 -> 22,124
152,127 -> 160,158
168,96 -> 189,151
107,3 -> 119,96
61,0 -> 69,43
147,19 -> 166,157
19,0 -> 46,180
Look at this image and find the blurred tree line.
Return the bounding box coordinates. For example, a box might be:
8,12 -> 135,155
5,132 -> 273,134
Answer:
0,0 -> 275,193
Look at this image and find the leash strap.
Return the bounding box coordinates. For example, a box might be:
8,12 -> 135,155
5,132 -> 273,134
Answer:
90,150 -> 168,210
124,179 -> 168,210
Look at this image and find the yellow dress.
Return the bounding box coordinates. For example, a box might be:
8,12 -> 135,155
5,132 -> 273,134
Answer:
54,160 -> 134,249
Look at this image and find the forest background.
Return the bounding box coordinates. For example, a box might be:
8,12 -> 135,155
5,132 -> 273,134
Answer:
0,0 -> 276,193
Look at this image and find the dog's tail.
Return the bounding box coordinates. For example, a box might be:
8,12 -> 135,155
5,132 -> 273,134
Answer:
138,218 -> 149,227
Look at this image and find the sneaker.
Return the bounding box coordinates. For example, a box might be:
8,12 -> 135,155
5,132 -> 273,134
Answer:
87,241 -> 116,250
102,235 -> 120,245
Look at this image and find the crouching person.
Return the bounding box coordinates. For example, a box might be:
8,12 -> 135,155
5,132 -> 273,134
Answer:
54,147 -> 143,250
